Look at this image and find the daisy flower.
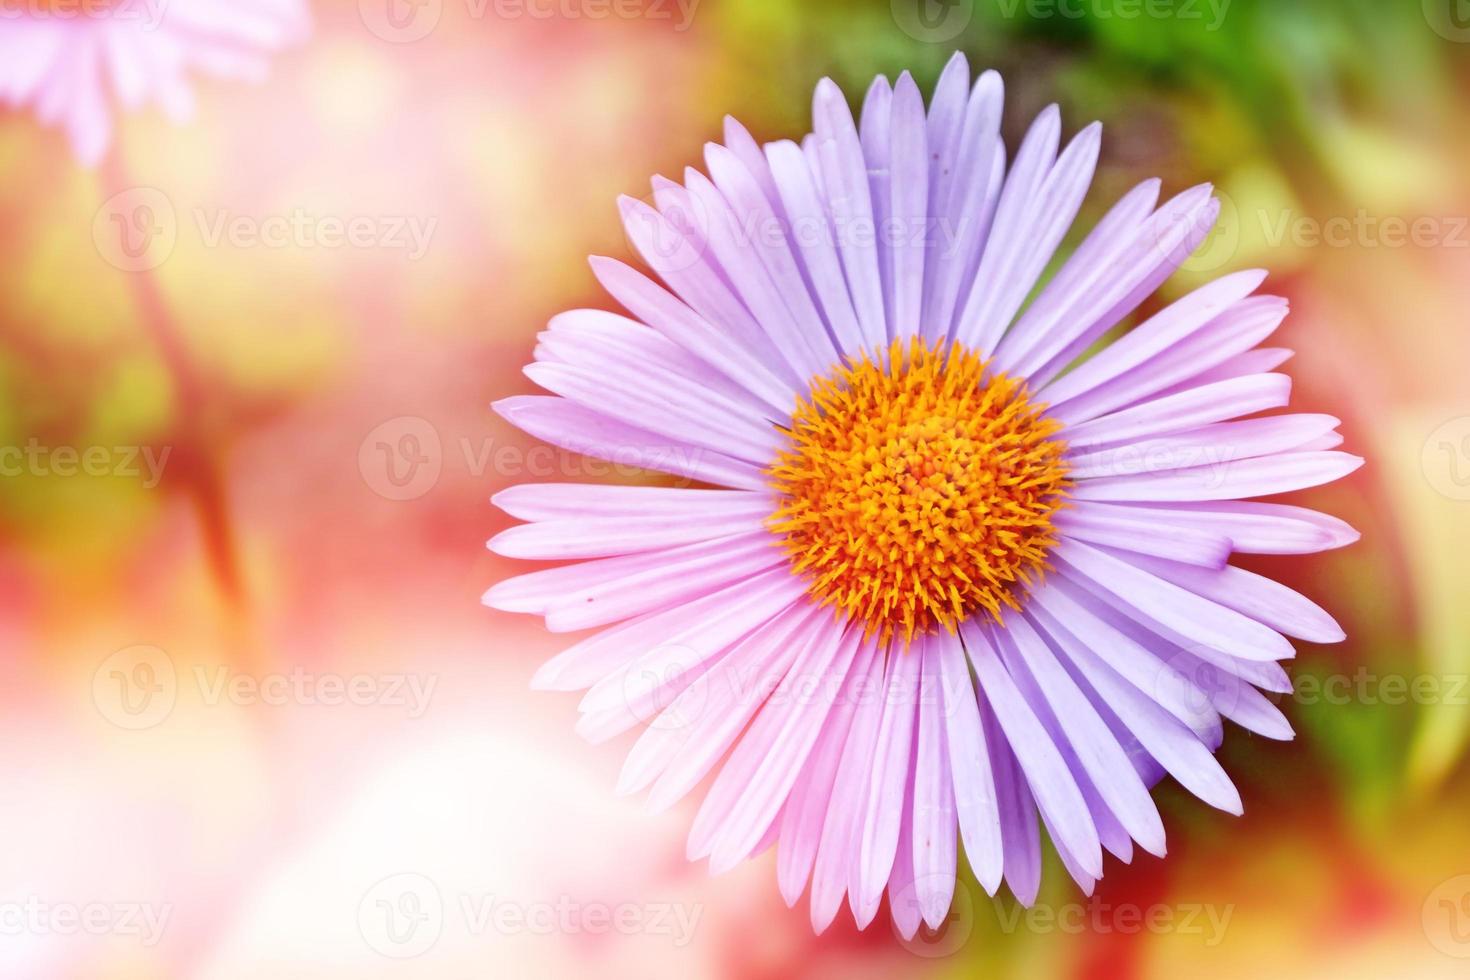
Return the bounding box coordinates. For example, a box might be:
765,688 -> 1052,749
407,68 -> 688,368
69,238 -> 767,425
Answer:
0,0 -> 308,165
486,54 -> 1362,938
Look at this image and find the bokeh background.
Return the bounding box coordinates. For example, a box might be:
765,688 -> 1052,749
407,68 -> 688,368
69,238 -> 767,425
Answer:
2,0 -> 1469,976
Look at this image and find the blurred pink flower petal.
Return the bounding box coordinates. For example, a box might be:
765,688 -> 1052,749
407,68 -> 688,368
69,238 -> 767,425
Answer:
0,0 -> 309,165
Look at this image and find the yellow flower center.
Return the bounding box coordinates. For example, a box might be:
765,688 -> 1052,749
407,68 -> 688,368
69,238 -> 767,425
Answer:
767,338 -> 1070,644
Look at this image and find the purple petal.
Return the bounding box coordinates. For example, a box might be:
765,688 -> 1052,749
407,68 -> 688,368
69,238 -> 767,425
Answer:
1043,269 -> 1268,410
1000,616 -> 1167,857
1028,581 -> 1223,741
922,69 -> 1005,341
812,77 -> 887,351
492,483 -> 769,523
1055,540 -> 1294,662
589,256 -> 795,412
484,529 -> 780,620
721,114 -> 783,212
886,750 -> 924,941
617,194 -> 800,386
523,361 -> 781,464
1056,573 -> 1293,692
922,51 -> 972,240
686,164 -> 840,380
1111,500 -> 1360,555
1057,503 -> 1233,568
983,698 -> 1042,906
706,141 -> 841,366
1063,373 -> 1293,449
963,621 -> 1104,879
776,636 -> 882,906
1066,414 -> 1341,480
1009,184 -> 1220,387
852,640 -> 921,927
532,568 -> 799,693
1117,551 -> 1347,643
763,140 -> 867,354
960,112 -> 1102,356
492,395 -> 767,491
913,637 -> 959,928
934,631 -> 1004,894
888,72 -> 930,341
809,636 -> 889,933
538,534 -> 784,632
859,75 -> 895,335
992,178 -> 1162,377
1049,295 -> 1288,423
1072,451 -> 1365,503
616,602 -> 813,800
695,621 -> 857,870
1151,346 -> 1295,397
1032,606 -> 1243,814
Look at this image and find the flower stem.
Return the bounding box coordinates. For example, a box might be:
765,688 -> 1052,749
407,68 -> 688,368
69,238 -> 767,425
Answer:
97,149 -> 246,613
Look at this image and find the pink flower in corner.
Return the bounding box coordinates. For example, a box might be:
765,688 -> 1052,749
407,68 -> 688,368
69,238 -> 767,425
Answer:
0,0 -> 309,165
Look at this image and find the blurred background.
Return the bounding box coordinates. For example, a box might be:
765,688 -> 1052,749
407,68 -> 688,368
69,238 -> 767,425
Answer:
2,0 -> 1469,976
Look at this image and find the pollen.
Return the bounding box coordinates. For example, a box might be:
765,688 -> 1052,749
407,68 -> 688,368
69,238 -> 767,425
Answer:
767,337 -> 1070,645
